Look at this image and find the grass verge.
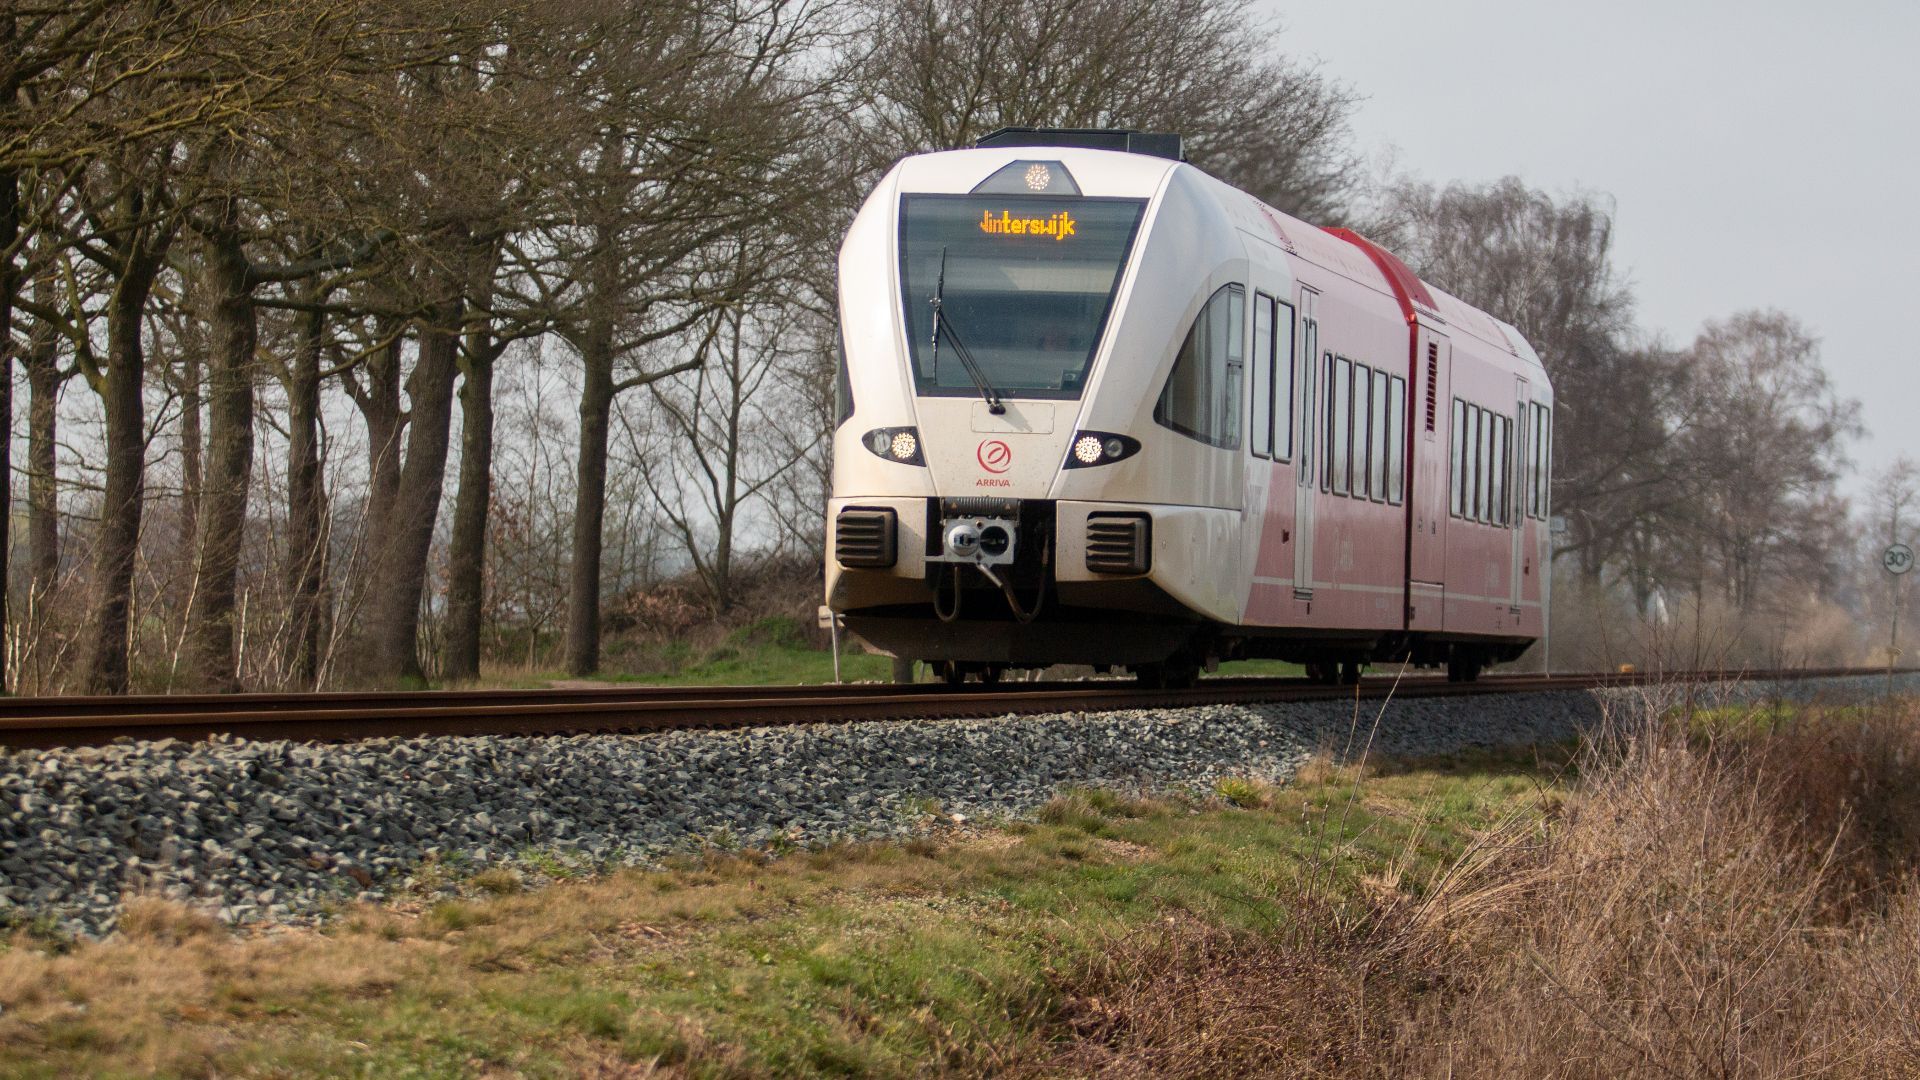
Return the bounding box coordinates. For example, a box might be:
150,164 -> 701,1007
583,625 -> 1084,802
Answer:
0,743 -> 1546,1077
4,695 -> 1917,1077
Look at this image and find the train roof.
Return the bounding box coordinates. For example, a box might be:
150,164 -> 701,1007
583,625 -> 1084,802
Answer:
884,141 -> 1547,380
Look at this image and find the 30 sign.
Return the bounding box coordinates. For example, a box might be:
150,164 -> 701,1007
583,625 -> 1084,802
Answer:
1886,543 -> 1915,576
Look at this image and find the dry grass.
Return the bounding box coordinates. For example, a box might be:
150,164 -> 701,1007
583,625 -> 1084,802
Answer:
8,697 -> 1916,1077
1030,696 -> 1920,1079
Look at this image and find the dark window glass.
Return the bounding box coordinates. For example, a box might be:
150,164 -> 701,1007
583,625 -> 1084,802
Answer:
1276,302 -> 1296,461
1466,405 -> 1482,521
1369,368 -> 1389,502
1352,363 -> 1371,499
1450,398 -> 1466,517
1387,376 -> 1406,504
1517,404 -> 1530,520
1251,294 -> 1273,458
1492,415 -> 1507,525
1331,357 -> 1353,495
1153,283 -> 1244,448
833,331 -> 854,428
1540,406 -> 1552,518
1476,407 -> 1493,523
900,194 -> 1145,400
1299,325 -> 1318,487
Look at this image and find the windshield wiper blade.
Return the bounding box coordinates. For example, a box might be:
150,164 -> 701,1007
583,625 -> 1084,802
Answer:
930,248 -> 1006,414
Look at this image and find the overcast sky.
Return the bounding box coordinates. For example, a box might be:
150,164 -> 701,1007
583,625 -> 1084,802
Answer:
1267,0 -> 1919,501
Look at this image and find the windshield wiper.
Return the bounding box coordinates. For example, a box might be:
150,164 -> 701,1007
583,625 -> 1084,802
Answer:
929,247 -> 1006,414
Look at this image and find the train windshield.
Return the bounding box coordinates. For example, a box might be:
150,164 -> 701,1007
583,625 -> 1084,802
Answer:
900,194 -> 1146,400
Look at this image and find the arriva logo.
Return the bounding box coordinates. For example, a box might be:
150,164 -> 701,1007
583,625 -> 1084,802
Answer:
976,439 -> 1012,474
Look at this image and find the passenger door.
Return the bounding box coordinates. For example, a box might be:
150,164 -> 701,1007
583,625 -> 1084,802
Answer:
1510,378 -> 1531,614
1292,286 -> 1320,599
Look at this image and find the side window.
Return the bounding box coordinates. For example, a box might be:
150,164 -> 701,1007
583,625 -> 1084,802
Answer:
1299,318 -> 1318,486
1250,294 -> 1272,459
1507,415 -> 1518,525
1154,284 -> 1244,449
1352,362 -> 1372,499
1539,405 -> 1552,518
1321,353 -> 1334,491
1476,407 -> 1493,524
833,331 -> 855,428
1492,415 -> 1507,526
1516,406 -> 1530,522
1530,403 -> 1548,519
1474,405 -> 1489,518
1466,405 -> 1482,522
1369,368 -> 1389,503
1222,290 -> 1244,449
1526,404 -> 1540,518
1450,398 -> 1465,517
1275,301 -> 1296,461
1387,375 -> 1406,505
1331,356 -> 1352,496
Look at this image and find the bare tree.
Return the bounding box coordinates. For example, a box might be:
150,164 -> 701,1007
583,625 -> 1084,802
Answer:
549,0 -> 841,675
850,0 -> 1359,219
1681,311 -> 1860,611
636,294 -> 824,611
1378,177 -> 1687,585
1878,458 -> 1919,548
1872,457 -> 1918,661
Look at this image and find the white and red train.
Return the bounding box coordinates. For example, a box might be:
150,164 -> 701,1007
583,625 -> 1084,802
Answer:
825,129 -> 1552,685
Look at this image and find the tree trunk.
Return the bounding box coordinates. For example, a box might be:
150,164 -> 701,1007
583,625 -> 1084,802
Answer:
356,305 -> 460,685
564,320 -> 614,676
87,244 -> 165,694
442,344 -> 494,682
187,223 -> 256,692
284,304 -> 329,688
23,278 -> 58,600
340,320 -> 403,681
0,166 -> 14,695
361,323 -> 404,531
176,328 -> 202,605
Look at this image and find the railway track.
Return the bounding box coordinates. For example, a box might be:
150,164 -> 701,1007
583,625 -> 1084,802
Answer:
0,666 -> 1897,750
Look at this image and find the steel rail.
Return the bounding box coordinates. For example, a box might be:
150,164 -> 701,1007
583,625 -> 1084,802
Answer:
0,666 -> 1901,750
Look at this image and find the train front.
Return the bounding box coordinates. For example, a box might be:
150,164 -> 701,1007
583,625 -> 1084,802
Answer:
825,143 -> 1208,679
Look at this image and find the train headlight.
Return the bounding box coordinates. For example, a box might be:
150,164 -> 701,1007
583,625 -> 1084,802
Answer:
861,426 -> 925,465
1062,430 -> 1141,469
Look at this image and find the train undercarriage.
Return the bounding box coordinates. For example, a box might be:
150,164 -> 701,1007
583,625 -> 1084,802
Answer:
840,564 -> 1532,690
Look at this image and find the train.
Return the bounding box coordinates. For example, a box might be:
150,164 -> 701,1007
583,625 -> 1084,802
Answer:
824,128 -> 1552,687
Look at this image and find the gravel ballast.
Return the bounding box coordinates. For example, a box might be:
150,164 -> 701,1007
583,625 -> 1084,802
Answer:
3,674 -> 1915,937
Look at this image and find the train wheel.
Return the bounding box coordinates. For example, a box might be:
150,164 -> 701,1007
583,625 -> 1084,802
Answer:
1340,660 -> 1362,686
935,661 -> 966,686
1134,659 -> 1197,690
978,664 -> 1004,685
1446,653 -> 1482,683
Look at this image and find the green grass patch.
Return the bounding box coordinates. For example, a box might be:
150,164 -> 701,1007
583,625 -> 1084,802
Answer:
0,746 -> 1565,1077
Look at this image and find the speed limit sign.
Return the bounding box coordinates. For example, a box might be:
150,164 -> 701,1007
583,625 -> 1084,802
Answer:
1887,543 -> 1915,576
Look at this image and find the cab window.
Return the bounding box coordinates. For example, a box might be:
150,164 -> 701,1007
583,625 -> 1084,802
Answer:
1153,284 -> 1244,449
